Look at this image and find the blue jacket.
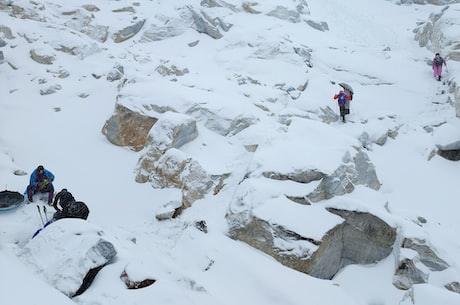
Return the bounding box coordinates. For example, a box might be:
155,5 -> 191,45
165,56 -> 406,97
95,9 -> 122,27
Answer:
334,91 -> 351,106
29,168 -> 55,187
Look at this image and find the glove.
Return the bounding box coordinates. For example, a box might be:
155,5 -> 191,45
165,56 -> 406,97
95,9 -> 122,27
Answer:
43,179 -> 49,186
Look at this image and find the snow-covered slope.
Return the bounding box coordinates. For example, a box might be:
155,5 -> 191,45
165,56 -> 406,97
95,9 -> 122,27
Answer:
1,1 -> 460,305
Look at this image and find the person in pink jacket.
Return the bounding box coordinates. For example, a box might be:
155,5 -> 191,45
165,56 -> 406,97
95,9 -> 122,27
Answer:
432,53 -> 447,81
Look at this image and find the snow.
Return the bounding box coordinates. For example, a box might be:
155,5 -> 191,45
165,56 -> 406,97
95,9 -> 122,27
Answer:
1,0 -> 460,305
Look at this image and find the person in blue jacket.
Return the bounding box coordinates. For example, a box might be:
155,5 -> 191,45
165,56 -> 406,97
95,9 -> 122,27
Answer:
333,90 -> 352,123
26,165 -> 55,204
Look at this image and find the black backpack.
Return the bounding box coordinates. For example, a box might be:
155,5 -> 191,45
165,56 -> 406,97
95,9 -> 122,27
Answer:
434,56 -> 444,66
55,201 -> 90,220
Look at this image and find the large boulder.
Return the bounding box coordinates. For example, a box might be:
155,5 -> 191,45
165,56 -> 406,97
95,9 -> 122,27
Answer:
436,140 -> 460,161
102,103 -> 158,152
135,112 -> 217,212
228,207 -> 396,280
306,150 -> 381,203
18,219 -> 117,297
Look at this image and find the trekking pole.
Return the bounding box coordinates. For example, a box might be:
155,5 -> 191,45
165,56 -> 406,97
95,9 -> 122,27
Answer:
37,205 -> 44,226
43,206 -> 48,222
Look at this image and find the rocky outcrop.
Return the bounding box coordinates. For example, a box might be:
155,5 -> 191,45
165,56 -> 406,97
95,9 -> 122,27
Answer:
19,219 -> 117,297
393,238 -> 450,290
436,140 -> 460,161
186,104 -> 257,136
402,238 -> 449,271
306,150 -> 381,203
228,208 -> 396,280
102,103 -> 158,152
414,5 -> 460,117
393,258 -> 429,290
30,49 -> 55,65
135,112 -> 218,211
155,200 -> 182,220
113,19 -> 146,43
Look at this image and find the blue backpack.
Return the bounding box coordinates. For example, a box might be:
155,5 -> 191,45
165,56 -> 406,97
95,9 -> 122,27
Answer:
337,92 -> 347,105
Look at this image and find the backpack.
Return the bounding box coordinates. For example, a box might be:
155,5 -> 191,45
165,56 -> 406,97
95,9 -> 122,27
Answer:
54,201 -> 89,220
54,189 -> 75,210
337,92 -> 348,106
434,56 -> 444,66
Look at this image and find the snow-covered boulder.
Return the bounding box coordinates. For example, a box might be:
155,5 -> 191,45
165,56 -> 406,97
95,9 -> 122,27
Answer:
228,207 -> 396,280
436,140 -> 460,161
102,103 -> 158,152
18,219 -> 117,297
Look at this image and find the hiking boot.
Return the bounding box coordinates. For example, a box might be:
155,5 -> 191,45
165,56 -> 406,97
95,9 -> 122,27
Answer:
28,196 -> 33,203
438,76 -> 441,81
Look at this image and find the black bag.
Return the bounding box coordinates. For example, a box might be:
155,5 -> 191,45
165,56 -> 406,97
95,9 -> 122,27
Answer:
435,57 -> 444,66
55,201 -> 89,220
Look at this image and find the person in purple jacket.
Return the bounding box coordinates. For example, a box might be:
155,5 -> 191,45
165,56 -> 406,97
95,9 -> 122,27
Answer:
432,53 -> 447,81
26,165 -> 55,203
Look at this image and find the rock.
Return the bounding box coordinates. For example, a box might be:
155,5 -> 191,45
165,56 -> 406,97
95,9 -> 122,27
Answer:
30,49 -> 55,65
186,105 -> 257,136
228,208 -> 396,280
445,281 -> 460,294
189,8 -> 223,39
19,219 -> 117,297
40,84 -> 62,95
267,6 -> 301,23
306,150 -> 380,203
120,270 -> 155,289
402,238 -> 449,271
393,258 -> 429,290
102,104 -> 157,152
436,140 -> 460,161
305,20 -> 329,31
155,200 -> 182,220
106,64 -> 124,82
263,169 -> 325,184
308,208 -> 396,279
135,112 -> 216,211
139,148 -> 215,211
113,20 -> 146,43
136,111 -> 198,163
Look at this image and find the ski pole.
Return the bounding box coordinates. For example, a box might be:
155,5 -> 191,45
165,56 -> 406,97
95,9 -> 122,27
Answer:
37,205 -> 44,226
43,206 -> 48,222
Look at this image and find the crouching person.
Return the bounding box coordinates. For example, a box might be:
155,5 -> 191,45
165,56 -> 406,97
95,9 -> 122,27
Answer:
52,188 -> 89,221
27,165 -> 55,204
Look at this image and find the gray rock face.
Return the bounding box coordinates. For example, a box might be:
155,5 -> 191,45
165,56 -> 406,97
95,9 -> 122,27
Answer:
402,238 -> 449,271
393,258 -> 429,290
30,49 -> 55,65
263,169 -> 325,184
436,140 -> 460,161
186,105 -> 257,136
306,150 -> 381,203
189,8 -> 225,39
309,208 -> 397,279
113,19 -> 146,43
392,237 -> 451,290
228,208 -> 396,280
